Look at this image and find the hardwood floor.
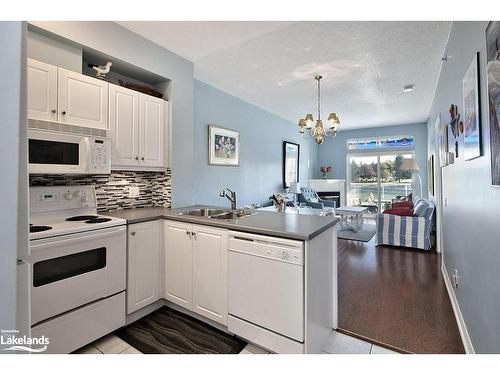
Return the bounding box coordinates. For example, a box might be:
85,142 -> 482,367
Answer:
338,235 -> 465,354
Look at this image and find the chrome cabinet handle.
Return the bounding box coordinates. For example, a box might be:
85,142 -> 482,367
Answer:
135,156 -> 139,160
191,231 -> 197,239
61,110 -> 67,115
141,157 -> 145,161
186,230 -> 190,236
51,109 -> 56,114
131,231 -> 136,236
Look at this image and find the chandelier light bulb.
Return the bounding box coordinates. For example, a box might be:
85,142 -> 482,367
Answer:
316,119 -> 323,129
305,113 -> 314,127
328,112 -> 339,126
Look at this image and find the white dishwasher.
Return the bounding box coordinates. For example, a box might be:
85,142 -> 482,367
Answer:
227,231 -> 304,351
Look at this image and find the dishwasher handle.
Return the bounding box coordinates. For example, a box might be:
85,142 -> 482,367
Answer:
233,236 -> 254,242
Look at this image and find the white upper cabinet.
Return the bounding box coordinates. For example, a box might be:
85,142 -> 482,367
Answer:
27,58 -> 58,122
58,68 -> 109,130
192,225 -> 228,326
139,94 -> 164,168
109,82 -> 168,170
109,85 -> 140,167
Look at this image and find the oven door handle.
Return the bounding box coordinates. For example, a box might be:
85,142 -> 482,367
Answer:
30,226 -> 125,250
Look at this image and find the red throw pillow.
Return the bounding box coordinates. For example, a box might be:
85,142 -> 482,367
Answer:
383,208 -> 414,216
392,201 -> 414,209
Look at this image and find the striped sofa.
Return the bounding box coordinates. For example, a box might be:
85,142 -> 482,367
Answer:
376,198 -> 434,250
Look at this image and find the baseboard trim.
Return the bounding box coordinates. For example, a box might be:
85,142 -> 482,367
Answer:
441,263 -> 475,354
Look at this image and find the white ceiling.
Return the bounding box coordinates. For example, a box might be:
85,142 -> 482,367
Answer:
117,21 -> 451,130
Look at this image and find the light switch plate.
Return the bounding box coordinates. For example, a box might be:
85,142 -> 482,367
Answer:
128,186 -> 140,198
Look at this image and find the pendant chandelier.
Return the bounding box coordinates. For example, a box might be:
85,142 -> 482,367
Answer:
298,75 -> 340,144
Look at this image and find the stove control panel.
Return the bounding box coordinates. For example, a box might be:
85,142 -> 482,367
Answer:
30,186 -> 97,213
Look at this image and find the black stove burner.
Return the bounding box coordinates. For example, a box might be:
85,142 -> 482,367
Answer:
66,215 -> 99,221
85,218 -> 112,224
30,225 -> 53,233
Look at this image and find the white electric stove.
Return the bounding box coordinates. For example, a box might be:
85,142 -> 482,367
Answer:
29,185 -> 126,240
28,185 -> 127,354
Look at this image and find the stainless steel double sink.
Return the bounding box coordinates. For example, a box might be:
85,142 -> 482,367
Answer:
176,208 -> 254,220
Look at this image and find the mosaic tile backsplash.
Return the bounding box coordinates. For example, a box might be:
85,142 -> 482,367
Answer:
29,170 -> 171,213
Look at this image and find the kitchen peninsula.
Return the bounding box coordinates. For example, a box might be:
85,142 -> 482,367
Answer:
109,206 -> 339,354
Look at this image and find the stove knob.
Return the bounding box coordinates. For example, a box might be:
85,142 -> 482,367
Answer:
73,190 -> 81,198
281,251 -> 290,260
64,191 -> 73,200
81,195 -> 88,203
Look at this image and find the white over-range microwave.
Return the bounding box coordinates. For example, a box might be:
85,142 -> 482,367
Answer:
28,121 -> 111,175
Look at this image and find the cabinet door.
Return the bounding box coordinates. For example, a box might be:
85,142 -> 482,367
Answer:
164,220 -> 193,309
109,84 -> 139,167
139,94 -> 164,168
27,58 -> 58,121
127,221 -> 161,314
192,225 -> 228,325
58,68 -> 109,129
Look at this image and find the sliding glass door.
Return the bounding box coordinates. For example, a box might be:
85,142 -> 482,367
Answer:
347,151 -> 414,213
348,155 -> 380,213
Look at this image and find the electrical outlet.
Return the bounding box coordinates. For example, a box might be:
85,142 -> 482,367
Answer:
444,197 -> 448,207
128,186 -> 140,198
452,269 -> 459,288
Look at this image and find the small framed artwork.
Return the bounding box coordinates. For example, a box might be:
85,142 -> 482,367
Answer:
486,21 -> 500,185
283,141 -> 300,189
208,125 -> 240,166
462,52 -> 482,161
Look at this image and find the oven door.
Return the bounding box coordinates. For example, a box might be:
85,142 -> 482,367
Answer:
28,129 -> 89,174
28,225 -> 126,325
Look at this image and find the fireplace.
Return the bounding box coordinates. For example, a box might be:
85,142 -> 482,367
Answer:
317,191 -> 341,209
308,179 -> 346,208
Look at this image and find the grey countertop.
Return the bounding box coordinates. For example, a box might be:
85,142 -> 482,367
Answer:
107,205 -> 340,241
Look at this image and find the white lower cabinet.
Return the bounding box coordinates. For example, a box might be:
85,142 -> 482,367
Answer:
192,225 -> 228,325
164,220 -> 228,326
164,220 -> 193,309
127,220 -> 162,314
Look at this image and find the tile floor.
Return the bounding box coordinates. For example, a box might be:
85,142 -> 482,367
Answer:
74,330 -> 398,354
322,331 -> 399,354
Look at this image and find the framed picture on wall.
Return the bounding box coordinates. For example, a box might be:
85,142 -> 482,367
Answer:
283,141 -> 300,189
462,52 -> 482,161
208,125 -> 240,166
486,21 -> 500,185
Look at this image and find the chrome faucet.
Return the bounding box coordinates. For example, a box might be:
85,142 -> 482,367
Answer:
219,188 -> 237,210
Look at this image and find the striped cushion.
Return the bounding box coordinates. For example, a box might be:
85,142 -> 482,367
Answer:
413,200 -> 429,217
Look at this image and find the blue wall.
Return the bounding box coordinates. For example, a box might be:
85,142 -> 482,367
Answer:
316,123 -> 429,198
428,21 -> 500,353
193,80 -> 318,207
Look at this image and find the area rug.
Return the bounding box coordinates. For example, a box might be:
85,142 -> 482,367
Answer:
115,306 -> 246,354
337,223 -> 376,242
